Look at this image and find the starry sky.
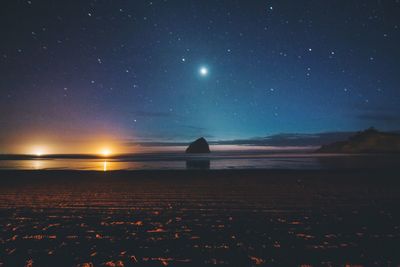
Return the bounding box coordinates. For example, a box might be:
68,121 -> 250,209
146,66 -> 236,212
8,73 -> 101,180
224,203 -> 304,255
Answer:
1,0 -> 400,153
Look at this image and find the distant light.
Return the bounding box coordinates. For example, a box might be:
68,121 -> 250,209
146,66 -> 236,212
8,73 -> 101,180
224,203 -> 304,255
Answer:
31,147 -> 46,157
100,149 -> 111,157
199,66 -> 208,76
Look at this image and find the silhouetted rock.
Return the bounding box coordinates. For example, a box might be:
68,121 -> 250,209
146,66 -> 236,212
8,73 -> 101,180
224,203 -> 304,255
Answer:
317,127 -> 400,153
186,137 -> 210,153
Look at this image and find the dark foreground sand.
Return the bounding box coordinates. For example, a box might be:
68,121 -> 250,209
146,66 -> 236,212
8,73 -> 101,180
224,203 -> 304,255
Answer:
0,169 -> 399,266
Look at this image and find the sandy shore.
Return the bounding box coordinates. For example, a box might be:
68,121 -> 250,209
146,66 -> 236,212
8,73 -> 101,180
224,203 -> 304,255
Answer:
0,169 -> 399,266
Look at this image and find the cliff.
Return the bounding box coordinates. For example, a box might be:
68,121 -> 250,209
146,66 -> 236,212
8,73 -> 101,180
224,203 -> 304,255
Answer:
317,128 -> 400,153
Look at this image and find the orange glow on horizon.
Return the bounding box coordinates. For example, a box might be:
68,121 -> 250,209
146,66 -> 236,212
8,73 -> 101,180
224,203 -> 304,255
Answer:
35,150 -> 44,156
30,146 -> 47,156
100,148 -> 112,157
19,139 -> 127,155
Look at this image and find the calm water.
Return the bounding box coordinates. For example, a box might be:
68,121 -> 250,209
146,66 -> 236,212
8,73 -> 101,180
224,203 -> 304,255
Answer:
0,151 -> 398,171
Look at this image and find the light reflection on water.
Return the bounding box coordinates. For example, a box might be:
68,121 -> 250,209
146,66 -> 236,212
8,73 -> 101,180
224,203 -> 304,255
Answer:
0,158 -> 187,171
0,153 -> 398,171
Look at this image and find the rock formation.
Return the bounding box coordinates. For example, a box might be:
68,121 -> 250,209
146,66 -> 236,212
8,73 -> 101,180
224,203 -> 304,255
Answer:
185,137 -> 210,153
317,128 -> 400,153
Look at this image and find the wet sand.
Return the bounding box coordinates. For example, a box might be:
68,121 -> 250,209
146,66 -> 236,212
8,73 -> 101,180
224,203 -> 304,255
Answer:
0,169 -> 399,266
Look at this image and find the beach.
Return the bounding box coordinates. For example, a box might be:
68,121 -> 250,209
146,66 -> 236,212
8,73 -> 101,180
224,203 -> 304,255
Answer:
0,169 -> 399,266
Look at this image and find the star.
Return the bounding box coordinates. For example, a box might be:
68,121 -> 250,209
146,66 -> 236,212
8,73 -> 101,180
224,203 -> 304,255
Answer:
199,66 -> 208,77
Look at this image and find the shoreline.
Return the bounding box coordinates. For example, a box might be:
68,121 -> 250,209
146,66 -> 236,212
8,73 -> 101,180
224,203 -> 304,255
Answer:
0,168 -> 399,266
0,167 -> 399,177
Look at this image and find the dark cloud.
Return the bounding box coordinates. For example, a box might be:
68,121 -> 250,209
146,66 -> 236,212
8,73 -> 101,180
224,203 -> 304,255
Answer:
213,132 -> 355,147
122,131 -> 356,147
358,113 -> 400,123
122,127 -> 214,146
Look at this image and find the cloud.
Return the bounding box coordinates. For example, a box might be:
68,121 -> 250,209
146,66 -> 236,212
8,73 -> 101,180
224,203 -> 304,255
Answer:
212,132 -> 355,147
121,131 -> 356,147
121,124 -> 214,146
357,113 -> 400,123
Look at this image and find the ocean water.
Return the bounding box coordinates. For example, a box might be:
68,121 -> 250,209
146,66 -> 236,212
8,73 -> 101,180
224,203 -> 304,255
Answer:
0,151 -> 398,171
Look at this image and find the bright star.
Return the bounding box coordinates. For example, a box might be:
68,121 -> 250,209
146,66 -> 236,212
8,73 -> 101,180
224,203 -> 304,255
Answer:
199,66 -> 208,76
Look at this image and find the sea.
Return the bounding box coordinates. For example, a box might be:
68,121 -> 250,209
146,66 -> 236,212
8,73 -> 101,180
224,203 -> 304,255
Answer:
0,147 -> 398,171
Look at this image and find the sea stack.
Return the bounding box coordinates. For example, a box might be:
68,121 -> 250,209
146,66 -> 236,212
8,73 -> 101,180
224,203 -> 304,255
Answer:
186,137 -> 211,153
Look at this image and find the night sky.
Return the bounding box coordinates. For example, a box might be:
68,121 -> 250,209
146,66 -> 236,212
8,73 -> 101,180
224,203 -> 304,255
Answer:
1,1 -> 400,153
